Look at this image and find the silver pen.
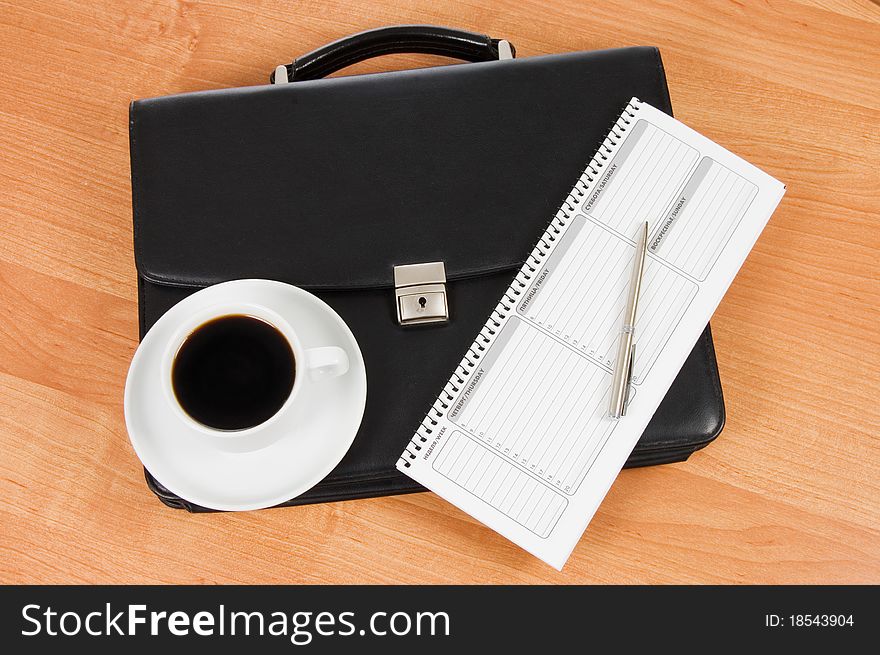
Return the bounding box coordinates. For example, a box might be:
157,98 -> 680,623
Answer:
608,221 -> 649,419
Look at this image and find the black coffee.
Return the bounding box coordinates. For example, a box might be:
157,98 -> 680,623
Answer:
172,314 -> 295,431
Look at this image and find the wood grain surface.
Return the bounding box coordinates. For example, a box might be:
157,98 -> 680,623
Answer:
1,0 -> 878,584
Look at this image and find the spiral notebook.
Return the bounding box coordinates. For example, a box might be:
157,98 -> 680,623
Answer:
397,97 -> 785,569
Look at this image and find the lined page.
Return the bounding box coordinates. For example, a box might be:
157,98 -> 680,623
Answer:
432,431 -> 568,538
449,317 -> 620,495
518,216 -> 697,383
648,156 -> 758,280
586,119 -> 700,239
399,98 -> 785,569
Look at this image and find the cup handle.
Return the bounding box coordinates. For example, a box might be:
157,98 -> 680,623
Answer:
305,346 -> 349,382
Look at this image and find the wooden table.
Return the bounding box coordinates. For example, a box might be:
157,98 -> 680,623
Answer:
1,0 -> 877,584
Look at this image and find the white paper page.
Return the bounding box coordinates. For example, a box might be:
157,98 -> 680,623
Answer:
397,98 -> 785,569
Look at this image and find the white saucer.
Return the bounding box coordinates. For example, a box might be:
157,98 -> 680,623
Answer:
124,279 -> 367,511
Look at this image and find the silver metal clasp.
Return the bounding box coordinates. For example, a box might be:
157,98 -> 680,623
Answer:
394,262 -> 448,326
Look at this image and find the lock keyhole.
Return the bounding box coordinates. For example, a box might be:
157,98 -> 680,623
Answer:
418,296 -> 427,310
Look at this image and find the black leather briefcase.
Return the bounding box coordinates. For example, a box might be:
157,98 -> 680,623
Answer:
129,26 -> 725,511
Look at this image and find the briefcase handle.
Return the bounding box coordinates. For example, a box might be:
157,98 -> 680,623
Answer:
270,25 -> 516,83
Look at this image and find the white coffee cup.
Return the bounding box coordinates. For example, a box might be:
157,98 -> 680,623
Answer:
159,301 -> 349,452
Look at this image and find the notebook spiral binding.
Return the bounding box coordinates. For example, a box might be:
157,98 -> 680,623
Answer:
398,99 -> 643,469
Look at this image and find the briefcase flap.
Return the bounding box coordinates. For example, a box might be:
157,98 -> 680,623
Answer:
130,46 -> 673,291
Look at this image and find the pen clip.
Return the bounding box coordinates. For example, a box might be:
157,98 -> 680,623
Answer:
623,342 -> 635,411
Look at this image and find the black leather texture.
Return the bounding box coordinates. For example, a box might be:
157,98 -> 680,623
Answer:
270,25 -> 513,83
129,41 -> 725,512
